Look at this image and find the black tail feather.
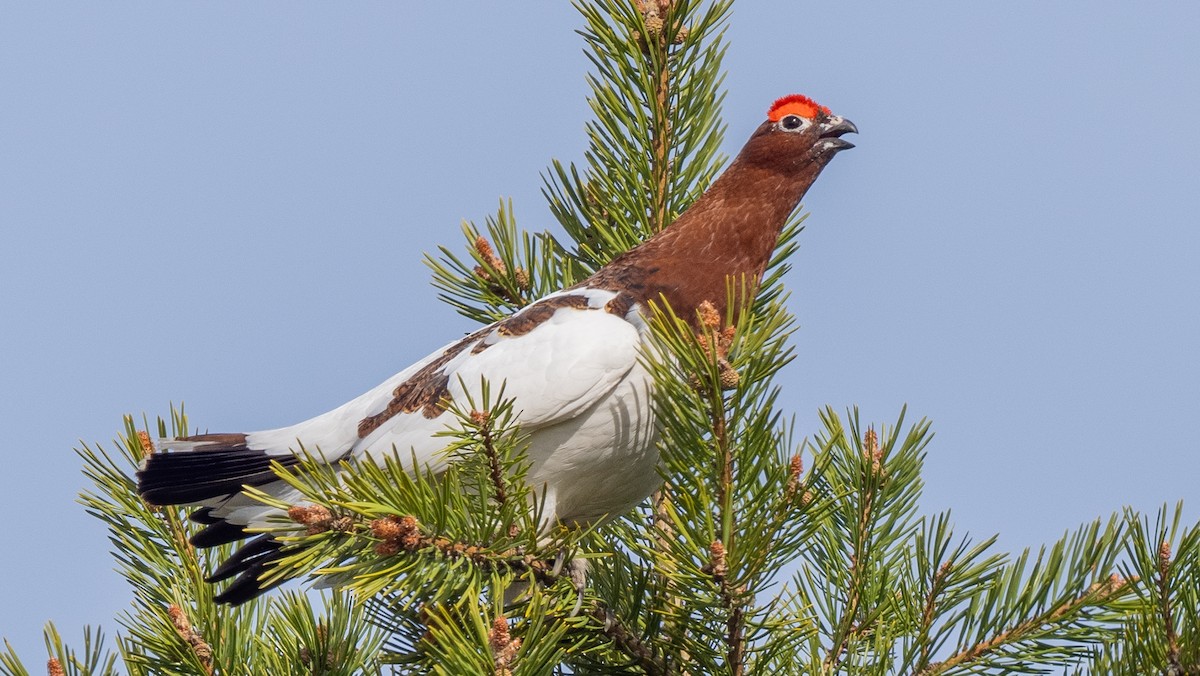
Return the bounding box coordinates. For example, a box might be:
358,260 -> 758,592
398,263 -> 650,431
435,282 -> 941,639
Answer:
133,435 -> 303,605
190,520 -> 251,548
137,440 -> 299,506
188,507 -> 221,524
208,534 -> 284,583
209,535 -> 287,605
190,507 -> 293,603
213,564 -> 286,606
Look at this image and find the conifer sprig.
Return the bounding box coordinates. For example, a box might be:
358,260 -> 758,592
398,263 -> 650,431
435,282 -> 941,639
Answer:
247,386 -> 553,592
0,410 -> 385,676
0,626 -> 116,676
922,516 -> 1127,673
546,0 -> 731,268
428,0 -> 733,324
1077,503 -> 1200,674
900,511 -> 1005,672
239,381 -> 607,668
425,201 -> 589,325
576,278 -> 829,674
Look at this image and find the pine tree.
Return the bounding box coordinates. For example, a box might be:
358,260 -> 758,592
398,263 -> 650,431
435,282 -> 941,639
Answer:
3,1 -> 1196,674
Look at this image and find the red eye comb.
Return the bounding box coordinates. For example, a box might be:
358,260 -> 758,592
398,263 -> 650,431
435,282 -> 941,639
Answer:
768,94 -> 831,121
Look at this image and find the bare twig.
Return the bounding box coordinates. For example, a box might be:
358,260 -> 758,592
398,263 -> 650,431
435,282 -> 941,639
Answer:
471,409 -> 509,507
167,605 -> 214,675
823,428 -> 883,671
915,562 -> 952,670
642,0 -> 674,234
589,603 -> 667,676
1158,541 -> 1183,674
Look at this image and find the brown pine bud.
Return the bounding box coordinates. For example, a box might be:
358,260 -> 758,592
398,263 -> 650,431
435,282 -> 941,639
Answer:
489,616 -> 521,675
1159,540 -> 1172,577
288,504 -> 337,534
707,540 -> 728,581
717,359 -> 740,390
473,236 -> 506,275
167,604 -> 213,674
785,453 -> 803,499
136,430 -> 155,458
863,428 -> 883,474
474,236 -> 496,262
370,514 -> 422,555
697,300 -> 721,331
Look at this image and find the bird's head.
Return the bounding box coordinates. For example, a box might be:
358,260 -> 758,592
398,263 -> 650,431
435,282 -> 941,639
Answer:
739,94 -> 857,172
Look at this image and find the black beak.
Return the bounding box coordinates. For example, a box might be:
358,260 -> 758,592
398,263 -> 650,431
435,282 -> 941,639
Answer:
819,116 -> 858,151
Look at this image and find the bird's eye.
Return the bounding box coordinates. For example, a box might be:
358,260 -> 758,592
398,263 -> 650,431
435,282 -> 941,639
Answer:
780,114 -> 807,132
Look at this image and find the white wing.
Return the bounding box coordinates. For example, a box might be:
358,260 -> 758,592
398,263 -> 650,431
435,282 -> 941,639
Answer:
356,290 -> 643,468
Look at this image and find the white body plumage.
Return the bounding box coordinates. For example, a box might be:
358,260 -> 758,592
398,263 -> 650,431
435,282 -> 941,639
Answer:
158,287 -> 660,533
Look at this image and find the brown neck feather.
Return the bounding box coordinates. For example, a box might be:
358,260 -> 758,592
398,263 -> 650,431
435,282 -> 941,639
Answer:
585,122 -> 832,325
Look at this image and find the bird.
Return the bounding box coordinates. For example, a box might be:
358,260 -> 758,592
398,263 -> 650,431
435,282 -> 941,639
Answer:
137,94 -> 857,604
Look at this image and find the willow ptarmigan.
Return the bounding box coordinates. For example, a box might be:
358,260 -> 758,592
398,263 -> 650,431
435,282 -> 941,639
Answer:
137,94 -> 857,604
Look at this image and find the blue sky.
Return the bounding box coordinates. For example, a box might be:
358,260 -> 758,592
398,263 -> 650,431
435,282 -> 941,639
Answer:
2,1 -> 1198,662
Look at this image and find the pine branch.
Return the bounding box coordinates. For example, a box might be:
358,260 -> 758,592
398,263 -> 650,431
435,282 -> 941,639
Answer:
914,560 -> 951,669
1095,502 -> 1200,674
0,625 -> 117,676
926,516 -> 1127,673
425,201 -> 587,325
920,575 -> 1128,675
781,408 -> 926,671
694,300 -> 748,675
165,605 -> 213,675
637,0 -> 678,235
900,512 -> 1004,674
588,604 -> 667,675
241,384 -> 577,612
0,410 -> 387,675
546,0 -> 731,268
821,425 -> 884,671
635,280 -> 827,673
1157,538 -> 1184,674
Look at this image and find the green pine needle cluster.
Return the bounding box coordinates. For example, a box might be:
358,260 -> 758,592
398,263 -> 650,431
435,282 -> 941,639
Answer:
546,0 -> 731,265
426,201 -> 590,324
4,0 -> 1198,674
1,412 -> 385,676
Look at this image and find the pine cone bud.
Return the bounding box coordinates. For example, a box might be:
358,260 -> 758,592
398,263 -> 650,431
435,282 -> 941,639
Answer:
289,504 -> 337,534
697,300 -> 721,331
717,358 -> 740,390
489,616 -> 521,675
371,514 -> 422,555
136,430 -> 155,458
705,540 -> 728,581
